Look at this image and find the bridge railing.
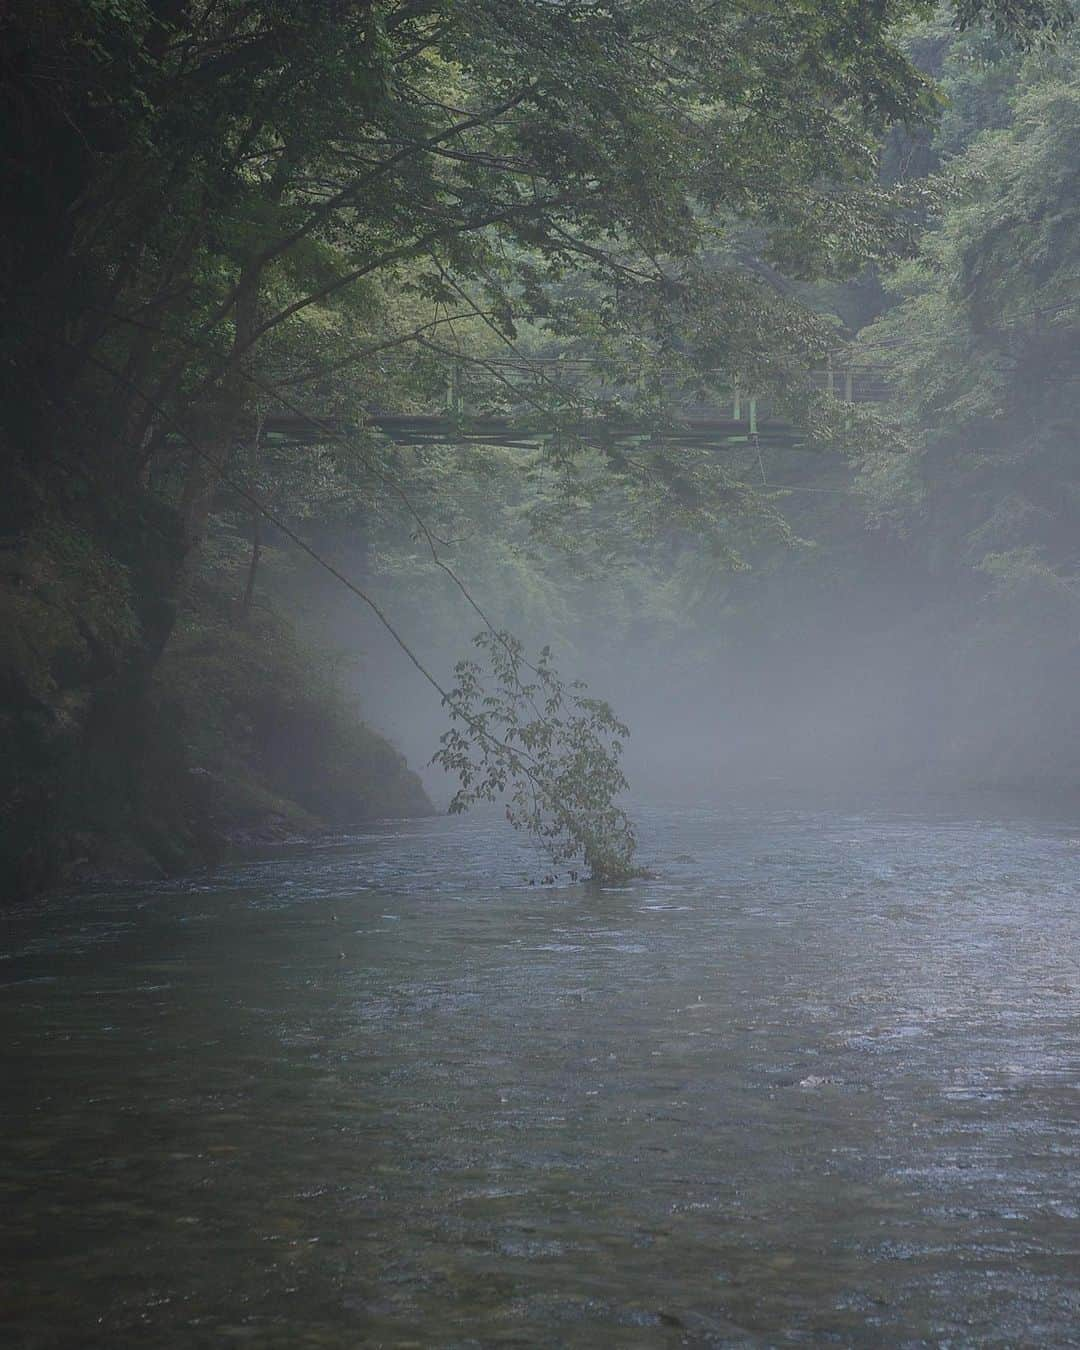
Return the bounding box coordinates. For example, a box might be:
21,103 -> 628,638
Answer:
807,366 -> 890,404
440,357 -> 889,418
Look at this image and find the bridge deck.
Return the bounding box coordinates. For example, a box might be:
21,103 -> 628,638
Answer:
259,366 -> 886,453
263,412 -> 811,452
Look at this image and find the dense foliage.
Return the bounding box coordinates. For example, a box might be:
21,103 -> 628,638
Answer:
849,21 -> 1080,779
1,0 -> 1074,889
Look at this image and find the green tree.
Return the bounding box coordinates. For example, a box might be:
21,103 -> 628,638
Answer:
3,0 -> 1070,886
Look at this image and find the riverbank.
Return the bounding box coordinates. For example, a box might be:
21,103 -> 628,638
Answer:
0,519 -> 431,899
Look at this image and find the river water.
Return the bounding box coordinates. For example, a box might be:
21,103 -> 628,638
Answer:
2,802 -> 1079,1348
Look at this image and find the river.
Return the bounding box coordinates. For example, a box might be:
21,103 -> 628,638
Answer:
2,801 -> 1079,1347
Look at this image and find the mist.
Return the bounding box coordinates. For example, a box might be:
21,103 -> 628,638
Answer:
293,466 -> 1080,815
5,2 -> 1080,1345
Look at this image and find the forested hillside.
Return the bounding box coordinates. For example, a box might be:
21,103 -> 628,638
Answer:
264,10 -> 1080,799
2,0 -> 1073,894
852,18 -> 1080,783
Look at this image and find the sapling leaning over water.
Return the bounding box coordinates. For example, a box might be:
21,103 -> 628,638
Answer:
433,632 -> 638,884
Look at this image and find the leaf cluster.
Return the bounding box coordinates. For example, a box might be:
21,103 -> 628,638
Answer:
433,631 -> 638,882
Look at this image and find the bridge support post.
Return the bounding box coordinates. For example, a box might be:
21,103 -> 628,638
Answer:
446,361 -> 464,414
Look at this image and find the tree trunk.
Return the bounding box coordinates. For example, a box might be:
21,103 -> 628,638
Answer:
179,267 -> 260,550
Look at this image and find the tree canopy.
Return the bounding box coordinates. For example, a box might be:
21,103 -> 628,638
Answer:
2,0 -> 1075,883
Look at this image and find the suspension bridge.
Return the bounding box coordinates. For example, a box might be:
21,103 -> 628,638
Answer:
261,361 -> 889,454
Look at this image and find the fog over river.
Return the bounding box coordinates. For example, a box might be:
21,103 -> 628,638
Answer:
3,800 -> 1078,1347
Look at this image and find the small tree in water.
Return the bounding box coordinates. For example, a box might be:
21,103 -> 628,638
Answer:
434,632 -> 638,883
